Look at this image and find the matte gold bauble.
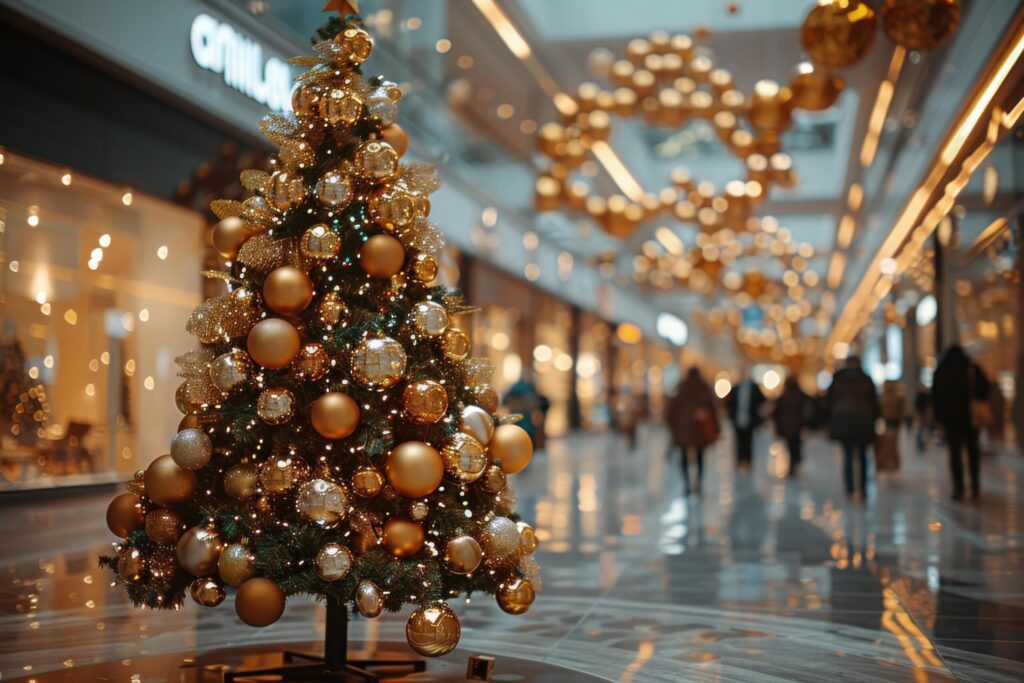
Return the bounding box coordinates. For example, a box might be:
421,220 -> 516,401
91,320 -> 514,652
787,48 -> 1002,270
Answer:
360,234 -> 405,278
301,224 -> 342,259
480,516 -> 519,560
385,441 -> 444,498
315,543 -> 353,582
145,508 -> 184,545
881,0 -> 960,50
311,392 -> 360,439
118,548 -> 145,583
106,493 -> 144,538
145,455 -> 198,506
411,301 -> 448,337
443,433 -> 488,483
496,578 -> 535,615
411,253 -> 439,283
474,385 -> 500,414
356,579 -> 384,618
789,62 -> 844,111
444,535 -> 483,575
314,169 -> 353,208
354,141 -> 399,182
217,543 -> 256,587
264,266 -> 314,315
318,291 -> 348,327
443,328 -> 470,361
224,463 -> 259,501
402,380 -> 448,424
176,526 -> 224,576
351,467 -> 385,498
489,424 -> 533,474
406,604 -> 461,658
211,217 -> 252,259
265,171 -> 307,211
292,342 -> 331,381
292,83 -> 320,116
279,138 -> 316,170
383,518 -> 425,558
381,123 -> 409,156
459,405 -> 494,445
801,0 -> 876,68
257,387 -> 296,425
210,349 -> 251,394
170,428 -> 213,471
259,457 -> 309,494
371,189 -> 416,230
517,522 -> 538,555
351,337 -> 407,388
479,465 -> 507,494
247,318 -> 301,369
178,414 -> 201,432
235,577 -> 286,627
190,577 -> 226,607
295,478 -> 348,527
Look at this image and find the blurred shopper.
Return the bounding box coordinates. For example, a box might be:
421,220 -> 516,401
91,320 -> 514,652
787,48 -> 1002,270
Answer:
877,380 -> 908,472
825,356 -> 880,499
933,345 -> 991,500
989,384 -> 1006,447
727,370 -> 766,473
773,376 -> 811,477
666,368 -> 719,496
612,388 -> 641,452
914,385 -> 932,452
503,376 -> 547,449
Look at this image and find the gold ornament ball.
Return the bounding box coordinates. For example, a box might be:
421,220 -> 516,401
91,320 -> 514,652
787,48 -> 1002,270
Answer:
175,382 -> 199,415
385,441 -> 444,498
242,195 -> 274,226
247,318 -> 301,369
295,478 -> 348,528
480,465 -> 507,494
474,385 -> 499,414
409,500 -> 429,521
318,291 -> 348,327
411,301 -> 448,337
311,392 -> 360,439
211,217 -> 252,259
190,577 -> 226,607
496,578 -> 535,615
118,548 -> 145,583
443,433 -> 488,483
372,189 -> 416,231
265,171 -> 307,211
301,224 -> 342,259
354,140 -> 399,181
517,522 -> 539,555
403,380 -> 448,424
351,467 -> 385,498
356,579 -> 384,618
178,414 -> 201,432
125,469 -> 146,496
789,62 -> 845,111
314,169 -> 353,208
315,543 -> 354,582
801,0 -> 877,68
481,516 -> 520,560
170,428 -> 213,471
880,0 -> 960,50
106,493 -> 144,538
145,508 -> 184,545
210,349 -> 251,394
411,253 -> 439,283
381,123 -> 409,157
322,88 -> 363,126
292,83 -> 320,116
259,457 -> 309,494
292,342 -> 331,381
748,79 -> 793,132
459,405 -> 494,445
406,603 -> 461,658
257,387 -> 296,425
264,266 -> 314,316
337,26 -> 374,64
218,543 -> 256,588
360,234 -> 406,279
235,578 -> 286,627
176,526 -> 224,576
444,535 -> 483,575
490,424 -> 533,474
224,463 -> 259,501
443,328 -> 471,361
383,518 -> 425,558
145,455 -> 198,506
351,337 -> 407,388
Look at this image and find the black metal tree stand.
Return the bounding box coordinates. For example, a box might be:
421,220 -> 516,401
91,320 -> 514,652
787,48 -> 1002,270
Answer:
224,599 -> 426,681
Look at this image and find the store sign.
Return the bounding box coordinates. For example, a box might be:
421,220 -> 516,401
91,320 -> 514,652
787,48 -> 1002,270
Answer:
189,13 -> 292,112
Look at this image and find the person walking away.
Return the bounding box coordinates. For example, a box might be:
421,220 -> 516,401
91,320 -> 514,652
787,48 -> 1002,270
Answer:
666,368 -> 720,496
932,345 -> 991,500
825,356 -> 880,499
773,376 -> 811,477
727,370 -> 765,473
913,385 -> 931,453
503,376 -> 542,447
612,388 -> 640,452
877,380 -> 908,472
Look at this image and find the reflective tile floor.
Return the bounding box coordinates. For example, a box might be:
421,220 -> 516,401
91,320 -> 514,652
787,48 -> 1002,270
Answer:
1,427 -> 1023,682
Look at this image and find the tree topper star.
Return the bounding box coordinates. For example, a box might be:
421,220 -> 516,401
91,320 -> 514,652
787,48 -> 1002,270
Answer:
323,0 -> 360,15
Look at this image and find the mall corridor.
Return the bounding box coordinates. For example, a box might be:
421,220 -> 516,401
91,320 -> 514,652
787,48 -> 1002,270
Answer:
1,426 -> 1021,682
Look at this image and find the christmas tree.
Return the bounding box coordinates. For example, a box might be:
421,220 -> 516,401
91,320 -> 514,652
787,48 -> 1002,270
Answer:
102,3 -> 538,662
0,322 -> 49,444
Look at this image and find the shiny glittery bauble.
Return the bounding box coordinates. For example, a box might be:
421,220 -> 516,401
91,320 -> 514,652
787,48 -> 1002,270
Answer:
170,428 -> 213,471
292,343 -> 331,381
217,543 -> 256,587
190,577 -> 226,607
264,266 -> 314,316
409,500 -> 429,521
351,337 -> 407,388
292,83 -> 320,116
106,493 -> 144,538
384,518 -> 425,558
474,385 -> 500,414
490,424 -> 533,475
880,0 -> 960,49
481,516 -> 519,560
175,382 -> 198,415
211,217 -> 252,259
145,455 -> 198,506
385,441 -> 444,498
371,189 -> 416,230
247,318 -> 301,369
403,380 -> 448,424
443,328 -> 471,361
279,138 -> 316,170
496,578 -> 535,615
242,195 -> 274,226
360,234 -> 405,278
118,548 -> 145,583
801,0 -> 877,68
337,26 -> 374,64
301,223 -> 341,259
459,405 -> 494,445
517,522 -> 538,554
323,87 -> 363,126
318,291 -> 348,326
176,526 -> 224,576
789,61 -> 845,111
381,123 -> 409,157
259,457 -> 309,494
480,465 -> 507,493
411,254 -> 439,283
351,467 -> 385,498
210,349 -> 251,393
145,507 -> 184,545
443,433 -> 488,483
311,392 -> 360,439
314,169 -> 353,208
315,543 -> 354,582
354,141 -> 399,182
366,87 -> 399,125
411,301 -> 448,337
125,469 -> 146,495
257,387 -> 296,425
224,463 -> 259,501
444,535 -> 483,575
405,604 -> 461,658
296,478 -> 348,528
235,578 -> 286,627
356,579 -> 384,618
265,170 -> 307,211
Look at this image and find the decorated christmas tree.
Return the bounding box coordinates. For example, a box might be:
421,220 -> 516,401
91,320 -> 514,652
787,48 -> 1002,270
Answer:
102,2 -> 538,667
0,321 -> 49,444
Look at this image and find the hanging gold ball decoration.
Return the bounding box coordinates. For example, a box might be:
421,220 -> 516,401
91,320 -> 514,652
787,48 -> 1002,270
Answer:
381,123 -> 409,157
175,382 -> 199,415
800,0 -> 877,68
880,0 -> 961,49
335,26 -> 374,64
217,543 -> 256,588
356,579 -> 384,618
318,291 -> 348,327
789,61 -> 845,111
118,548 -> 145,583
292,342 -> 331,381
411,301 -> 448,337
480,465 -> 507,493
748,79 -> 793,132
443,328 -> 471,361
372,189 -> 416,231
496,578 -> 535,615
106,493 -> 144,538
211,217 -> 252,259
411,253 -> 439,283
292,83 -> 320,117
311,392 -> 360,439
265,171 -> 307,211
145,507 -> 184,545
443,433 -> 488,483
210,349 -> 251,394
489,424 -> 533,474
125,469 -> 146,495
459,405 -> 494,445
474,385 -> 500,415
402,380 -> 448,424
170,428 -> 213,471
145,455 -> 198,506
359,234 -> 406,278
383,518 -> 425,558
301,224 -> 342,259
235,577 -> 286,627
224,463 -> 259,501
264,266 -> 314,316
242,195 -> 274,226
247,318 -> 301,369
444,535 -> 483,575
406,603 -> 461,658
257,387 -> 296,425
176,526 -> 224,576
314,169 -> 353,208
259,456 -> 309,494
351,337 -> 407,388
385,441 -> 445,498
296,478 -> 349,527
354,140 -> 399,181
480,516 -> 519,560
322,88 -> 363,126
178,414 -> 201,432
409,500 -> 429,521
517,522 -> 539,555
351,467 -> 385,498
190,577 -> 226,607
315,543 -> 354,582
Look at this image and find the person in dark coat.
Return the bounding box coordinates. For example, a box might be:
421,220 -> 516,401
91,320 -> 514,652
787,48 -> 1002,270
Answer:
773,376 -> 811,477
825,356 -> 880,498
932,345 -> 990,500
726,371 -> 766,472
666,367 -> 719,495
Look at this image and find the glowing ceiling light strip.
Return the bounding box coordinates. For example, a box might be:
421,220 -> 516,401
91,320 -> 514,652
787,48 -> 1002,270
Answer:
836,214 -> 856,249
859,48 -> 905,168
655,226 -> 684,254
471,0 -> 531,59
592,141 -> 646,202
827,252 -> 846,289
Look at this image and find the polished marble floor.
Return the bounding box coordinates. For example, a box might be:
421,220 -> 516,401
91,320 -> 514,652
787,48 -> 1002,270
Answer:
1,426 -> 1023,682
